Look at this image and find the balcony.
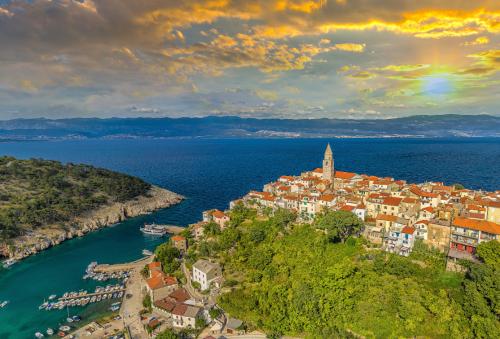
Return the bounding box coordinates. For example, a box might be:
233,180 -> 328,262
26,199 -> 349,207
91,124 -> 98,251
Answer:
451,235 -> 478,246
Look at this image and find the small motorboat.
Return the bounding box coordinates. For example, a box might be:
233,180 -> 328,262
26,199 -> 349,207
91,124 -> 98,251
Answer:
1,300 -> 9,308
59,325 -> 71,332
46,328 -> 54,336
48,294 -> 57,300
66,317 -> 73,323
35,332 -> 45,338
72,315 -> 81,322
57,331 -> 66,338
39,301 -> 49,310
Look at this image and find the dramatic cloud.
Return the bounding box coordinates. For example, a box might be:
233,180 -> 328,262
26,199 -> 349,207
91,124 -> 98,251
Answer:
0,0 -> 499,118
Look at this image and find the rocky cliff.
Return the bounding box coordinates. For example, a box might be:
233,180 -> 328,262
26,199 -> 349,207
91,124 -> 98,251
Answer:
1,186 -> 183,260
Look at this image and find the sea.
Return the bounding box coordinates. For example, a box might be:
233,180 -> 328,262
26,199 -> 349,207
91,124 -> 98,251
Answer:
0,138 -> 499,338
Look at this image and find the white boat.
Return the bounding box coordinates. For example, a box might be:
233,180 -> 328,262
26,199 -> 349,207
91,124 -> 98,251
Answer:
142,249 -> 153,256
48,294 -> 57,300
39,301 -> 49,310
35,332 -> 44,338
46,328 -> 54,336
0,300 -> 9,308
59,326 -> 71,332
2,258 -> 17,268
140,223 -> 167,236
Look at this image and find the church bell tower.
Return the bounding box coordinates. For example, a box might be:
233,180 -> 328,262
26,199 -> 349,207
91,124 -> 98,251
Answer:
322,143 -> 335,183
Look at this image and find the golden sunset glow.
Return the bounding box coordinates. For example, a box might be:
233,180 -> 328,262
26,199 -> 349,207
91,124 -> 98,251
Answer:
0,0 -> 498,118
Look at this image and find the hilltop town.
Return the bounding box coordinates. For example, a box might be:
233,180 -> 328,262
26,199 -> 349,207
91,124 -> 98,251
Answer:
133,144 -> 499,338
225,144 -> 500,263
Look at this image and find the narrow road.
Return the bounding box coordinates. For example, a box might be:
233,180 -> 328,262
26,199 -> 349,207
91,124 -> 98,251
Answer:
181,262 -> 204,302
120,256 -> 154,339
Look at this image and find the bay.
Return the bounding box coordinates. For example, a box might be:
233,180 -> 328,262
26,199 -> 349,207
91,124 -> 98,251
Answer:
0,138 -> 499,338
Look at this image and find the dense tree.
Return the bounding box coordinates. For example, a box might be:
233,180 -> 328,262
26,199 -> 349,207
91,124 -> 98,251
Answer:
155,243 -> 180,273
0,156 -> 151,240
206,211 -> 499,338
476,240 -> 500,266
314,210 -> 363,243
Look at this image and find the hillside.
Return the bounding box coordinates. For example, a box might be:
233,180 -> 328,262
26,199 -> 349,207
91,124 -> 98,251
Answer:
187,207 -> 499,338
0,157 -> 182,258
0,114 -> 499,140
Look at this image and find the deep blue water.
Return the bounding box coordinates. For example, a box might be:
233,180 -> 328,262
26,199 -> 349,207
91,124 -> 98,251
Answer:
0,138 -> 499,338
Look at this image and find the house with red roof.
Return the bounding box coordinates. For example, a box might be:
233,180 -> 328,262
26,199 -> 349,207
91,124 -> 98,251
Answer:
385,225 -> 416,257
449,217 -> 500,259
144,262 -> 178,301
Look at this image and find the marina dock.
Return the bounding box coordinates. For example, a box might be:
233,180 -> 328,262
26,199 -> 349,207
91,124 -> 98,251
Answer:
58,289 -> 125,302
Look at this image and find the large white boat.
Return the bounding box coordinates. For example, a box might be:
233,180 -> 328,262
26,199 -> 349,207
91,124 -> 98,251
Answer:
139,223 -> 167,236
0,300 -> 9,308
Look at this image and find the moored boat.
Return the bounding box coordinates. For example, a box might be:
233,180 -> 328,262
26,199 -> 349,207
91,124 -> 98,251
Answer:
140,223 -> 167,236
46,328 -> 54,336
35,332 -> 44,338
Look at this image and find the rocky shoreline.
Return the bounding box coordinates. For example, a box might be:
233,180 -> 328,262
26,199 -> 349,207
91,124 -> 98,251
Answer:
0,186 -> 183,260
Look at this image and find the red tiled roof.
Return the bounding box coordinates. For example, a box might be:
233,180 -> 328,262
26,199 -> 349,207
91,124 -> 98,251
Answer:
154,298 -> 176,312
313,168 -> 323,173
148,262 -> 161,270
171,235 -> 186,242
410,186 -> 438,198
171,303 -> 188,316
453,217 -> 500,235
382,197 -> 402,206
340,205 -> 355,212
402,226 -> 415,235
319,194 -> 335,202
212,210 -> 226,219
415,220 -> 429,225
146,276 -> 164,290
169,288 -> 190,303
422,206 -> 435,213
335,171 -> 356,180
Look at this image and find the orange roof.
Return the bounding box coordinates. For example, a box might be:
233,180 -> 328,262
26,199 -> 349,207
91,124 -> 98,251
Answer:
340,205 -> 355,212
278,186 -> 291,191
148,261 -> 161,270
280,175 -> 294,181
422,206 -> 435,213
382,197 -> 402,206
410,186 -> 438,198
169,288 -> 190,303
376,214 -> 398,222
212,210 -> 226,219
171,303 -> 188,316
402,226 -> 415,235
319,194 -> 335,202
335,171 -> 356,180
313,168 -> 323,173
146,275 -> 165,290
164,276 -> 178,286
171,235 -> 186,242
402,197 -> 418,204
453,217 -> 500,235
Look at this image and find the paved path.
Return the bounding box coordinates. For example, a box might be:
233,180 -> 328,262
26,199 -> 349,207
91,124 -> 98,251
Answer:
181,262 -> 204,302
120,256 -> 154,339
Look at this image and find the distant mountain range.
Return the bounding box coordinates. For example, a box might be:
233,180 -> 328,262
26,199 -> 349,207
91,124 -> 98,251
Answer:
0,114 -> 499,140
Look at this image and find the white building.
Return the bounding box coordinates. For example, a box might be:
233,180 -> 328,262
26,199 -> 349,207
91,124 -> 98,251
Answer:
192,259 -> 222,291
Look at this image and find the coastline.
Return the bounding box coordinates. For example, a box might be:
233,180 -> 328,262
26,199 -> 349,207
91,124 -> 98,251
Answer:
0,186 -> 183,261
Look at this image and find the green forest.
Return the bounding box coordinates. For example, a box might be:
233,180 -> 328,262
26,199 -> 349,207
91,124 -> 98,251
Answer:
0,156 -> 151,240
187,205 -> 499,338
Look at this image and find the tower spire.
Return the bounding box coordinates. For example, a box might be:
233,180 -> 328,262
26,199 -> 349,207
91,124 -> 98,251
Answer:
322,143 -> 334,183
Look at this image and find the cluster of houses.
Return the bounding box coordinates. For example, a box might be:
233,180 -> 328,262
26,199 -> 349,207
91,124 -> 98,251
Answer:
223,144 -> 500,260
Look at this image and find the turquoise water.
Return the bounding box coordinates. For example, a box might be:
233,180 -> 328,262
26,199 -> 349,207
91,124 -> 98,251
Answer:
0,138 -> 499,338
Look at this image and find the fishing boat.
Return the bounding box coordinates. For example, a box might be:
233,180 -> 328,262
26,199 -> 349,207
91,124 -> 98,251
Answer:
142,249 -> 153,256
0,300 -> 9,308
46,328 -> 54,336
139,223 -> 167,236
2,258 -> 17,269
35,332 -> 45,338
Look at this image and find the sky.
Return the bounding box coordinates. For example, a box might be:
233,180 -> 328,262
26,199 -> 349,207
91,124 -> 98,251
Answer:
0,0 -> 499,120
